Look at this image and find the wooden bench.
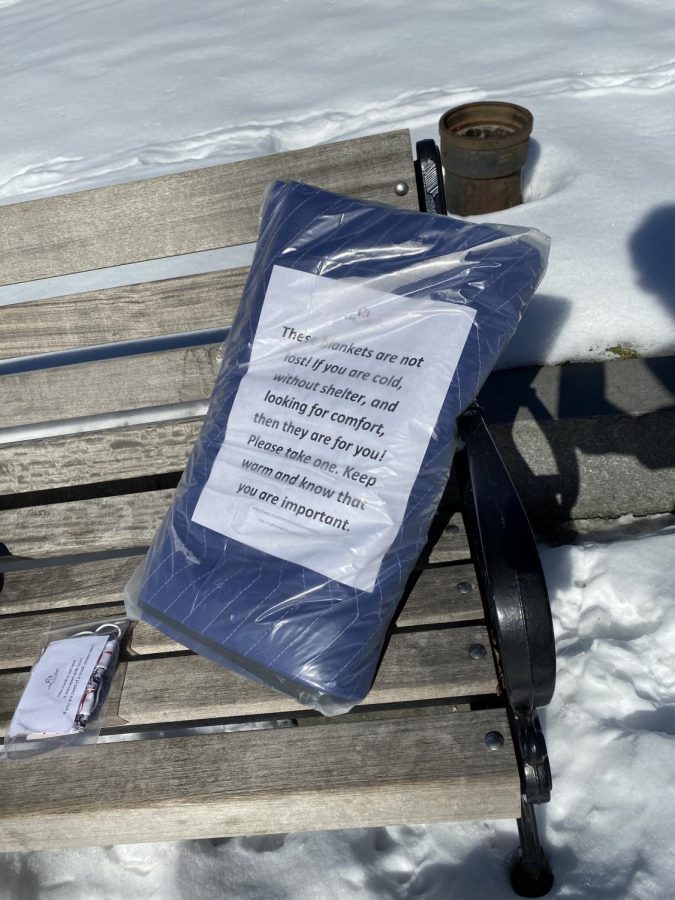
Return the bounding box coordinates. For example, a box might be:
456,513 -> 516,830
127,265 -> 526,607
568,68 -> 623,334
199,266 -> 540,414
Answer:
0,130 -> 556,897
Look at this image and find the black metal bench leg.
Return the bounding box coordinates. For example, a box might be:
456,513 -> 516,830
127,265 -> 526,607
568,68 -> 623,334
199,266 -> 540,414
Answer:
511,798 -> 554,897
415,150 -> 558,897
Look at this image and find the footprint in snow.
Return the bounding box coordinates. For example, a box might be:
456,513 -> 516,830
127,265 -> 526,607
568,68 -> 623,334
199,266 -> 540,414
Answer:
238,833 -> 287,853
373,826 -> 397,852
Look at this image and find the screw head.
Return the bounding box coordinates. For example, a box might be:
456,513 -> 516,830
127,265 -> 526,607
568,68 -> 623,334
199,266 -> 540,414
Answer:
444,523 -> 460,535
485,731 -> 504,751
457,581 -> 473,594
394,180 -> 409,196
469,643 -> 487,660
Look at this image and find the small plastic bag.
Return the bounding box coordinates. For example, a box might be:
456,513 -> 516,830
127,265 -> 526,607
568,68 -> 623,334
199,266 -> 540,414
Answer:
4,616 -> 130,759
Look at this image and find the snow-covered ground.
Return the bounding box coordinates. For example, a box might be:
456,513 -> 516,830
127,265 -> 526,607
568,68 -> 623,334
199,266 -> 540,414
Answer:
2,1 -> 674,897
2,0 -> 675,367
3,519 -> 675,900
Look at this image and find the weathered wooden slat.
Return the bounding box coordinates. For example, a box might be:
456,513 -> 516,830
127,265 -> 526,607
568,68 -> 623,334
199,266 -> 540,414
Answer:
0,345 -> 220,430
119,626 -> 496,724
0,554 -> 144,615
0,605 -> 139,671
396,562 -> 481,627
0,490 -> 468,562
0,562 -> 481,668
0,626 -> 495,733
0,489 -> 174,557
0,710 -> 519,851
0,419 -> 202,494
1,546 -> 476,624
0,268 -> 248,361
426,517 -> 470,564
0,131 -> 417,287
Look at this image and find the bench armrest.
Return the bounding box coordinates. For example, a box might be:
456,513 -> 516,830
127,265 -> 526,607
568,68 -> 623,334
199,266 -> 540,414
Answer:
456,404 -> 556,711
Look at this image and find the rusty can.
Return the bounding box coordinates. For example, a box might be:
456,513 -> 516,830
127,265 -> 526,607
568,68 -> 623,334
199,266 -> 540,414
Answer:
439,101 -> 533,216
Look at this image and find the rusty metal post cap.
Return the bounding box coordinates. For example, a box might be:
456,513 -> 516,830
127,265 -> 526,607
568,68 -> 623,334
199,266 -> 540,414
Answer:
440,101 -> 533,152
440,102 -> 533,181
439,101 -> 534,215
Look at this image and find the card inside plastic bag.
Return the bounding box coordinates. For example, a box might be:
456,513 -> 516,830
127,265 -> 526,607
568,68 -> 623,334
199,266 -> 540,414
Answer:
125,180 -> 549,714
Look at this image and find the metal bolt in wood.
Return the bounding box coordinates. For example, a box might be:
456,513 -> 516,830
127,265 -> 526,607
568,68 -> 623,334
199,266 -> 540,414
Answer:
485,731 -> 505,751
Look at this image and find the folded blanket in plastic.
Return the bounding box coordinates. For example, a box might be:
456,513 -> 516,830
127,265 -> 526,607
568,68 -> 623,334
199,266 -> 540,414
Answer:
125,180 -> 549,714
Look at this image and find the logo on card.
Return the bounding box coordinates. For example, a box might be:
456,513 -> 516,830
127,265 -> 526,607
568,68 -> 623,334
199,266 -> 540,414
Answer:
44,668 -> 59,689
345,307 -> 370,322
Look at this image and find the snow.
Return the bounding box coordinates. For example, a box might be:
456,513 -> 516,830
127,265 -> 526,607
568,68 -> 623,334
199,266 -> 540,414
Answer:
2,0 -> 675,366
2,1 -> 674,896
3,519 -> 675,899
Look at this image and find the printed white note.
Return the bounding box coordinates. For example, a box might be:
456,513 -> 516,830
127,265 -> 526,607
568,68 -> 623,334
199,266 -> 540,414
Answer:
8,634 -> 109,738
193,264 -> 475,590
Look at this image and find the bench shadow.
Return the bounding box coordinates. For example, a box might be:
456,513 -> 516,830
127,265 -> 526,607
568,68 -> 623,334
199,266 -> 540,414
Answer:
498,293 -> 571,371
522,137 -> 542,196
354,821 -> 582,900
479,294 -> 582,524
612,706 -> 675,737
479,205 -> 675,531
175,837 -> 295,900
630,205 -> 675,399
0,857 -> 40,900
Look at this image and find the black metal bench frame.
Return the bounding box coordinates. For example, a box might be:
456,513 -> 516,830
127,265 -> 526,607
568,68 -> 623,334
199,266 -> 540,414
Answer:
417,139 -> 555,897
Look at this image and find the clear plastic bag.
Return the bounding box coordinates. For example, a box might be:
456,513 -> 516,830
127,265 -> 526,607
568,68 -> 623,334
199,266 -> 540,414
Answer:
125,180 -> 549,714
4,616 -> 130,759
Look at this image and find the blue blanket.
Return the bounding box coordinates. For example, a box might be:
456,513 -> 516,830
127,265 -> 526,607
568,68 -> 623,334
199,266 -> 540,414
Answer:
131,180 -> 549,713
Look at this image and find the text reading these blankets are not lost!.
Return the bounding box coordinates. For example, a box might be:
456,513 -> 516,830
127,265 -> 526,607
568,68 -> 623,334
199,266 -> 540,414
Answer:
193,264 -> 476,591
